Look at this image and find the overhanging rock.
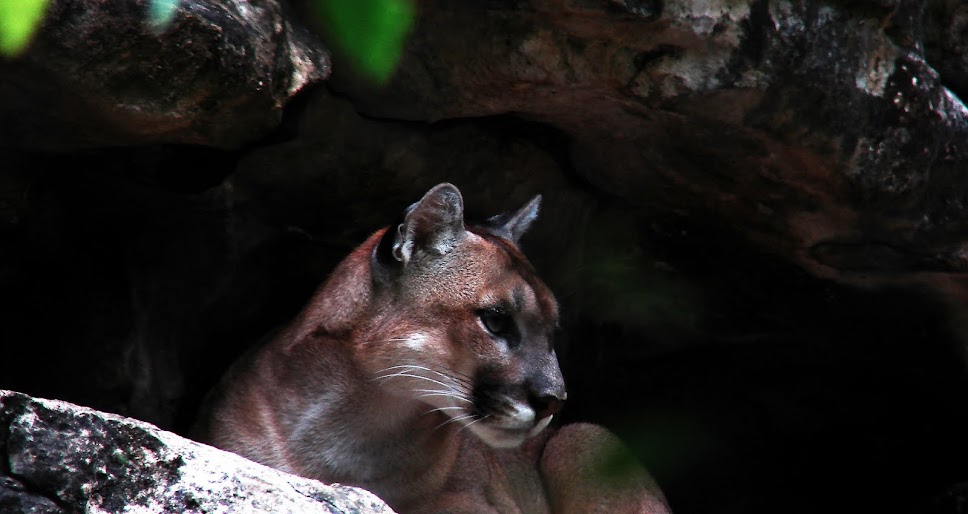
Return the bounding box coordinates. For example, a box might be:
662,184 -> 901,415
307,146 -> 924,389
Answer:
0,0 -> 330,150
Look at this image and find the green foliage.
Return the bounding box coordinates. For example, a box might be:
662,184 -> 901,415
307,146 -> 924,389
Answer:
314,0 -> 415,84
0,0 -> 415,84
0,0 -> 51,56
148,0 -> 181,32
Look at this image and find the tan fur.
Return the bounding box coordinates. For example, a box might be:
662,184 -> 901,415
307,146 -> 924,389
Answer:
196,184 -> 671,513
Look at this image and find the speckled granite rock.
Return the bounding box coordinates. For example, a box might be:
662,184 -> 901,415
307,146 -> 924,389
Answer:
0,390 -> 394,514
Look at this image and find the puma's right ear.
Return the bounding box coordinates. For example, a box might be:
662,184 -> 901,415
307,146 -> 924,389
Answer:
485,194 -> 541,245
392,183 -> 466,265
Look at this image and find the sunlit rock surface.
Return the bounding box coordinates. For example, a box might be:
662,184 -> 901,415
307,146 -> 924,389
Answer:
0,390 -> 394,514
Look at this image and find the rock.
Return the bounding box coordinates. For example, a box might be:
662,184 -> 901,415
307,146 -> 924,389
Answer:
920,481 -> 968,514
924,1 -> 968,104
0,390 -> 394,513
0,0 -> 330,150
333,0 -> 968,286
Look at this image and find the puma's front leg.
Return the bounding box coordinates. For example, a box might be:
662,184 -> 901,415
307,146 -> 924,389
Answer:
540,423 -> 671,514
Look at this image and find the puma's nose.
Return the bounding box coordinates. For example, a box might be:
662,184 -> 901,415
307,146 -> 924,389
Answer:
528,392 -> 565,421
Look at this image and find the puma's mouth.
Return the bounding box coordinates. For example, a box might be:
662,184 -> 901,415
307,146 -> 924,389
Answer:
463,393 -> 554,448
461,372 -> 564,447
529,414 -> 554,435
459,411 -> 550,448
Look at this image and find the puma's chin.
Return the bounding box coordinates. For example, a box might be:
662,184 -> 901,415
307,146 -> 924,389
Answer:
470,424 -> 532,448
467,415 -> 554,449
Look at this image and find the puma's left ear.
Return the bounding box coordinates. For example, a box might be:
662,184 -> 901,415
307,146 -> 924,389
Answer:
393,183 -> 466,265
487,194 -> 541,245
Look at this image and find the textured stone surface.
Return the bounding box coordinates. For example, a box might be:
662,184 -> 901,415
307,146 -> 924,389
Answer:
333,0 -> 968,284
0,390 -> 394,513
0,0 -> 330,149
921,481 -> 968,514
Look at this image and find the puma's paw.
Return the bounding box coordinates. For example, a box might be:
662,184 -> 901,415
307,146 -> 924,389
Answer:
540,423 -> 671,514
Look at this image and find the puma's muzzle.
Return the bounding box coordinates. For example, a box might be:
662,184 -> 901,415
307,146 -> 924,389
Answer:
460,359 -> 566,448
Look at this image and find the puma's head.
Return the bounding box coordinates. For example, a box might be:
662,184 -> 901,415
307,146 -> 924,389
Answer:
363,183 -> 566,449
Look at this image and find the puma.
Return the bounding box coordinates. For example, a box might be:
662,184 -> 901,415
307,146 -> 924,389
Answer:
196,184 -> 671,513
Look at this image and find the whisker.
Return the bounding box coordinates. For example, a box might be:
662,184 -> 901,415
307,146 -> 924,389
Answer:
415,391 -> 474,404
371,365 -> 476,406
381,364 -> 474,387
384,364 -> 471,381
458,414 -> 490,434
424,406 -> 466,415
434,366 -> 476,385
371,371 -> 455,391
422,365 -> 474,386
434,413 -> 476,432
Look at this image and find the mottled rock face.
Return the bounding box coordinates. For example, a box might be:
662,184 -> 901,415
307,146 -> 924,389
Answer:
0,0 -> 330,149
336,0 -> 968,283
0,390 -> 395,513
4,1 -> 968,513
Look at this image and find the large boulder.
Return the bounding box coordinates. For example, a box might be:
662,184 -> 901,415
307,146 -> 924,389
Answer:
0,390 -> 394,513
335,0 -> 968,286
0,0 -> 330,149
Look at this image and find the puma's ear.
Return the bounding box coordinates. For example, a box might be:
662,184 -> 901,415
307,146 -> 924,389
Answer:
392,183 -> 466,265
486,194 -> 541,245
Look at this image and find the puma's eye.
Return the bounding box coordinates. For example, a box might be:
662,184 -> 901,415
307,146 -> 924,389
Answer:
479,310 -> 513,338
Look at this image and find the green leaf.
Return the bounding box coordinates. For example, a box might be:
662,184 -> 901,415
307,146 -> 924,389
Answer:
315,0 -> 416,84
148,0 -> 181,32
0,0 -> 51,56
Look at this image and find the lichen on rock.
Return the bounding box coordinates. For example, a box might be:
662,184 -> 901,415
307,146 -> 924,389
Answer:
0,390 -> 394,514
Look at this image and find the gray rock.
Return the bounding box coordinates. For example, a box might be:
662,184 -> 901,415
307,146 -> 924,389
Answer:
0,0 -> 330,150
333,0 -> 968,284
0,390 -> 394,513
920,480 -> 968,513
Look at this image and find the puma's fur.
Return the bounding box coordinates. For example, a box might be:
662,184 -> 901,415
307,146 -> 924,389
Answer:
196,184 -> 671,513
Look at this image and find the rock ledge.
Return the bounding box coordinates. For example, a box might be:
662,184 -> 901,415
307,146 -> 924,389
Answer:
0,390 -> 393,514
